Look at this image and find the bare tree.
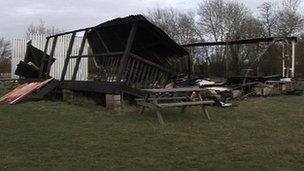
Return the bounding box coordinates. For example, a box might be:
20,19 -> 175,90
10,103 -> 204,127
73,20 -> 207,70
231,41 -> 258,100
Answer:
197,0 -> 255,75
198,0 -> 226,42
146,8 -> 200,44
0,37 -> 11,73
275,0 -> 304,36
258,2 -> 278,37
0,37 -> 10,61
25,19 -> 64,38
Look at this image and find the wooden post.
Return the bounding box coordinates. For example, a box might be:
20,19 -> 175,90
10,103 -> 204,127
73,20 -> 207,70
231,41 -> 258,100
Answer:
282,43 -> 286,77
72,31 -> 88,80
140,94 -> 149,115
152,94 -> 165,125
61,32 -> 76,81
202,106 -> 211,120
198,92 -> 211,120
39,38 -> 50,78
46,36 -> 58,76
117,24 -> 138,83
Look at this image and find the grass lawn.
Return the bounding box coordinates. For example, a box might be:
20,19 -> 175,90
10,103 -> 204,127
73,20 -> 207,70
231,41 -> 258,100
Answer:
0,89 -> 304,170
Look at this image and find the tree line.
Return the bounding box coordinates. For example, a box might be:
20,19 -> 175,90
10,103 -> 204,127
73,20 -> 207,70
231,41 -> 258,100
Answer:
146,0 -> 304,77
1,0 -> 303,77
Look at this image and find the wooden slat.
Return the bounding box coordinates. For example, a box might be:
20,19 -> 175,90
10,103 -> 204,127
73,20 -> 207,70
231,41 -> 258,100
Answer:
139,64 -> 148,88
131,60 -> 140,85
126,59 -> 136,85
152,69 -> 159,87
110,56 -> 117,81
135,62 -> 144,87
123,57 -> 132,81
145,66 -> 153,87
112,56 -> 120,81
157,101 -> 215,108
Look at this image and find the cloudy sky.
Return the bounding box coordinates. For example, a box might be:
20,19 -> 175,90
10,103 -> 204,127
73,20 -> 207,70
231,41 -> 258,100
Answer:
0,0 -> 276,39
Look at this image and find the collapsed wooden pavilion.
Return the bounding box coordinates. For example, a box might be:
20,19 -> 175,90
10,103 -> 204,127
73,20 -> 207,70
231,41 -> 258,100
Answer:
38,15 -> 190,97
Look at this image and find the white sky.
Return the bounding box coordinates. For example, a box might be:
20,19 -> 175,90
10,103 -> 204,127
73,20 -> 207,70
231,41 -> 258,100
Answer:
0,0 -> 296,39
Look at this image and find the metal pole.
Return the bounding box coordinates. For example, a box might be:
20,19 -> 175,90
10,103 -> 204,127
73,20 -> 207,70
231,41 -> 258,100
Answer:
291,40 -> 296,78
282,43 -> 286,77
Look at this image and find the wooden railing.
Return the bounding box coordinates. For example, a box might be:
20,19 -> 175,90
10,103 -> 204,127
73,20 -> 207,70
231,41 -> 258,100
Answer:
122,54 -> 175,89
91,53 -> 175,89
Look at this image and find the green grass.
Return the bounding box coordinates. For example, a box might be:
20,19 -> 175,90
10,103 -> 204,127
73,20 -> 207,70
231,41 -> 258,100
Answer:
0,89 -> 304,170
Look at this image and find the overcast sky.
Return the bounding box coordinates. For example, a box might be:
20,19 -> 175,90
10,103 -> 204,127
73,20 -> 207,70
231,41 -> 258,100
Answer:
0,0 -> 281,39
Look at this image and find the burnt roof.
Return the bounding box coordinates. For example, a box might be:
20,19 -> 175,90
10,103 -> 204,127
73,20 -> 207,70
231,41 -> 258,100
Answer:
87,15 -> 188,67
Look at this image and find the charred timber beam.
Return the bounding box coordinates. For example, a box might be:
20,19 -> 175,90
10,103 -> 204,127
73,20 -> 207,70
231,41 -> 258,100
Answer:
130,53 -> 176,76
61,32 -> 76,81
39,38 -> 50,78
117,23 -> 138,82
72,30 -> 88,80
47,27 -> 94,38
182,37 -> 298,47
45,36 -> 58,76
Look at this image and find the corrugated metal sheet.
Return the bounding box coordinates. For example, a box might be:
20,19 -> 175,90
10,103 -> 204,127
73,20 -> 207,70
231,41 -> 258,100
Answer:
11,34 -> 88,80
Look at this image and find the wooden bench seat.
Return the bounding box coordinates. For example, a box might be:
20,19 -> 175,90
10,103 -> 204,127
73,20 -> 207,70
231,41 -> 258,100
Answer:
137,87 -> 216,125
135,96 -> 187,102
157,100 -> 215,108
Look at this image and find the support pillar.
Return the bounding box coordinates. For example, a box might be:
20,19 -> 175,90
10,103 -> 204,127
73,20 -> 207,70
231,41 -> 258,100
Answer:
291,40 -> 296,78
282,43 -> 286,78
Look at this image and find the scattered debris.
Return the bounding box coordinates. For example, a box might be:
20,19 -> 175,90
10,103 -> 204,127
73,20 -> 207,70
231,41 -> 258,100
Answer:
15,41 -> 55,79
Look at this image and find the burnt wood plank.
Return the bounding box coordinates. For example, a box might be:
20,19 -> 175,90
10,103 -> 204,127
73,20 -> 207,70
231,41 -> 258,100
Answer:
117,23 -> 138,82
140,64 -> 148,88
46,36 -> 58,76
72,31 -> 88,80
39,38 -> 50,78
61,33 -> 76,81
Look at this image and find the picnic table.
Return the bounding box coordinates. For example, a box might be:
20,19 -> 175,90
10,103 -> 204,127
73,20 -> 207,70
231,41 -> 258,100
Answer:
137,87 -> 215,125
